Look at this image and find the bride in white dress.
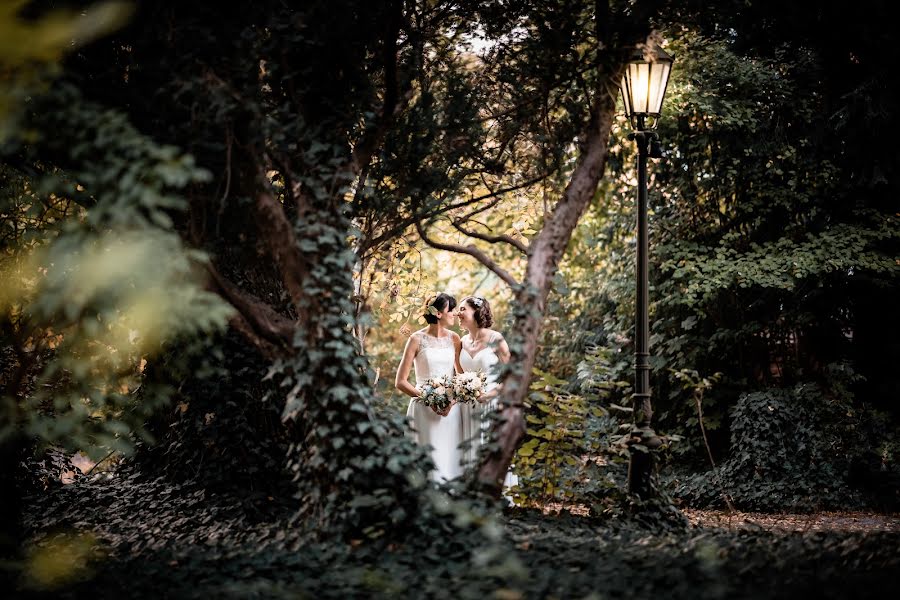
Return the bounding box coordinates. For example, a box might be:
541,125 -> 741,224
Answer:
395,293 -> 465,482
456,295 -> 519,497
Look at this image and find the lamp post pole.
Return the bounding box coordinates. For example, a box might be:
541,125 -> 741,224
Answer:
626,123 -> 663,497
618,41 -> 673,497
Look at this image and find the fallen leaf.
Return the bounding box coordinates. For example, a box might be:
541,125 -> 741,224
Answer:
70,453 -> 95,474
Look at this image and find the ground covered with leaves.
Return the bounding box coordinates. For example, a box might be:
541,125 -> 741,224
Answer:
11,466 -> 900,600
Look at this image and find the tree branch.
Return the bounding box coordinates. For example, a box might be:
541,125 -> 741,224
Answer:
351,0 -> 408,175
205,262 -> 294,350
477,17 -> 655,494
225,310 -> 285,360
415,220 -> 518,287
4,153 -> 97,210
458,196 -> 502,223
450,219 -> 528,254
251,166 -> 308,313
357,172 -> 551,259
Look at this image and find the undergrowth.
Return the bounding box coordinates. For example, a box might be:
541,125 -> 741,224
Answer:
12,461 -> 900,599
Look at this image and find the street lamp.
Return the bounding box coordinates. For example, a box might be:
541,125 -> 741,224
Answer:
619,42 -> 673,497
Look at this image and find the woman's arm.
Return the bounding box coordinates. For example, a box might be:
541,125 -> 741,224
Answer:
496,334 -> 511,364
395,335 -> 421,398
478,332 -> 511,404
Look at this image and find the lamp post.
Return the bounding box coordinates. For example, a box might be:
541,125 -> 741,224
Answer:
619,43 -> 673,497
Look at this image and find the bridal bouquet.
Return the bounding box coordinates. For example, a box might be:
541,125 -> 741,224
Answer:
416,375 -> 453,411
451,371 -> 488,405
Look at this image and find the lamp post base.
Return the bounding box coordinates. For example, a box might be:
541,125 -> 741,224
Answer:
630,426 -> 664,449
626,426 -> 664,498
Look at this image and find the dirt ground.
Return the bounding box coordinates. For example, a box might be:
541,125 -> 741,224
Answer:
536,501 -> 900,533
681,509 -> 900,533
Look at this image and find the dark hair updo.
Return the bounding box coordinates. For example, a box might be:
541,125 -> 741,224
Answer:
462,296 -> 493,328
423,292 -> 457,324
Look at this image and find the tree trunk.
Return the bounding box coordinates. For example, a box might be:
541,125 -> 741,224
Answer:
477,74 -> 622,494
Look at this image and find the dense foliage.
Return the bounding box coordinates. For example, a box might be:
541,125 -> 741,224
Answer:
2,0 -> 899,595
531,20 -> 900,511
673,379 -> 900,511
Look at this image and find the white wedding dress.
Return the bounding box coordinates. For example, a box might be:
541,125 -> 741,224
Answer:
459,332 -> 519,498
405,332 -> 465,482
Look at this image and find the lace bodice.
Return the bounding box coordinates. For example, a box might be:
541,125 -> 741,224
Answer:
413,332 -> 455,385
459,332 -> 501,390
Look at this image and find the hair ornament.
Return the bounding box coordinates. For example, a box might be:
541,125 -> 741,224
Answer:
423,294 -> 440,317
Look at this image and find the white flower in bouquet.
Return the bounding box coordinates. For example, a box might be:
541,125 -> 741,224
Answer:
451,371 -> 487,405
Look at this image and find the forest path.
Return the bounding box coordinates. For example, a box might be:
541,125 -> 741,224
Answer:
683,509 -> 900,533
535,502 -> 900,532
